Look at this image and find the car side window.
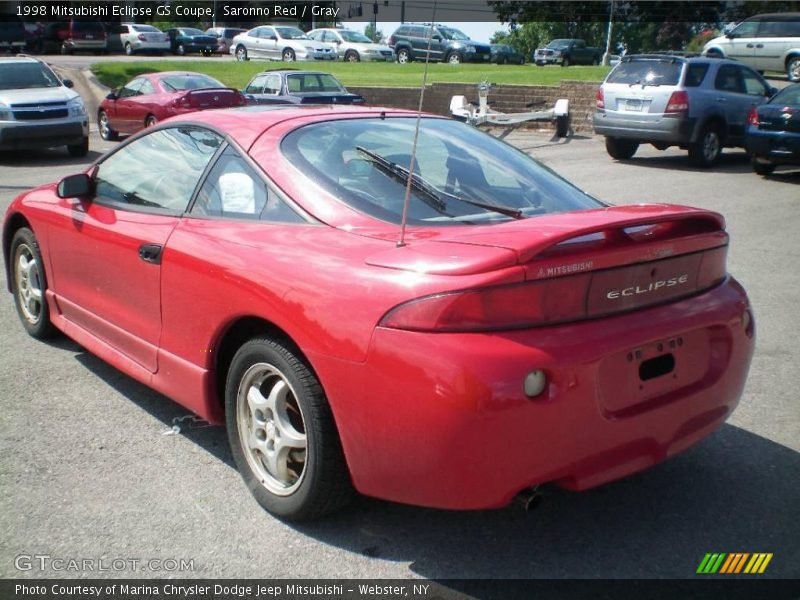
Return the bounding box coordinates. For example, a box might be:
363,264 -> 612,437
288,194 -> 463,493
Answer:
730,21 -> 758,38
714,65 -> 743,94
191,148 -> 304,222
308,31 -> 322,41
94,127 -> 223,213
245,75 -> 267,94
323,31 -> 338,43
118,78 -> 145,98
265,75 -> 281,94
741,68 -> 768,96
260,27 -> 276,39
684,64 -> 709,87
138,79 -> 155,95
757,20 -> 800,37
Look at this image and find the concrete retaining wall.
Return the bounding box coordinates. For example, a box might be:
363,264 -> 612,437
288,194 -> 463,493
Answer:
348,80 -> 599,133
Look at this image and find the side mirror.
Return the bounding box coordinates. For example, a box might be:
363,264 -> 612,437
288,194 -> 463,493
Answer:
106,91 -> 118,100
269,35 -> 277,41
57,173 -> 92,199
432,35 -> 442,41
62,78 -> 74,88
767,86 -> 779,97
725,32 -> 735,39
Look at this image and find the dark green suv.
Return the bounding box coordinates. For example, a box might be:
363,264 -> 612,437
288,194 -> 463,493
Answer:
388,23 -> 491,64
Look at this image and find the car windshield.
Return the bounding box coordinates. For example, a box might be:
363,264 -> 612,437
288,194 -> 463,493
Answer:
281,118 -> 600,226
276,27 -> 308,40
133,25 -> 160,33
438,27 -> 469,41
339,30 -> 372,43
0,62 -> 61,90
607,60 -> 682,86
180,28 -> 204,36
547,40 -> 571,49
286,73 -> 345,93
770,85 -> 800,105
160,74 -> 225,91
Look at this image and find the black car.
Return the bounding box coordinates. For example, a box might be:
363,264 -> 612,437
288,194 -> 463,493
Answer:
388,23 -> 491,64
242,70 -> 364,105
165,28 -> 218,56
490,44 -> 525,65
746,83 -> 800,175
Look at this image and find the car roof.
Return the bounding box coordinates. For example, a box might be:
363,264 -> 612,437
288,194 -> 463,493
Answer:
252,69 -> 331,77
167,105 -> 419,149
622,53 -> 736,64
0,56 -> 40,65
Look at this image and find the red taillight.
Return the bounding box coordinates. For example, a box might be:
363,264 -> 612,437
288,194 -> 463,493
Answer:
747,106 -> 760,126
138,33 -> 147,41
235,93 -> 247,106
665,90 -> 689,113
380,275 -> 591,332
595,87 -> 604,109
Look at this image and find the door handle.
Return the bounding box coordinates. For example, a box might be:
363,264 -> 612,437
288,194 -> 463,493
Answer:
138,243 -> 163,265
716,97 -> 727,102
755,44 -> 764,48
746,43 -> 754,48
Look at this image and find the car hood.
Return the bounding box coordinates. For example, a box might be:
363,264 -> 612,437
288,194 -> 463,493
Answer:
703,35 -> 729,49
0,85 -> 79,105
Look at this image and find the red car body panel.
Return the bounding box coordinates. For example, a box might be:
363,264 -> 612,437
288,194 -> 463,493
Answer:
3,106 -> 755,510
99,71 -> 245,135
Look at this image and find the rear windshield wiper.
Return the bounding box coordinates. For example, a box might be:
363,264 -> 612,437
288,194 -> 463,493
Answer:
355,146 -> 523,220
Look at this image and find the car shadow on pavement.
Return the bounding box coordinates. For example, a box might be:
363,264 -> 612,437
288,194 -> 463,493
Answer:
0,149 -> 103,166
70,348 -> 235,469
65,345 -> 799,582
290,425 -> 799,581
614,151 -> 755,174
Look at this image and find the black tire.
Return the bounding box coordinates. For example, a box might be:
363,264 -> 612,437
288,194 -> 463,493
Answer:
605,137 -> 639,160
60,42 -> 71,55
98,110 -> 119,141
124,42 -> 134,56
10,228 -> 56,339
555,114 -> 570,138
446,52 -> 463,65
282,48 -> 296,62
593,56 -> 600,66
562,56 -> 571,67
235,45 -> 248,61
176,43 -> 186,56
145,114 -> 158,128
344,50 -> 360,62
787,56 -> 800,83
689,123 -> 723,167
67,137 -> 89,157
397,48 -> 411,64
225,337 -> 353,520
752,158 -> 776,176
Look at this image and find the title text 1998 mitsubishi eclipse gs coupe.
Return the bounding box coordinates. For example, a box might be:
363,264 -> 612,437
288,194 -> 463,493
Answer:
3,105 -> 754,520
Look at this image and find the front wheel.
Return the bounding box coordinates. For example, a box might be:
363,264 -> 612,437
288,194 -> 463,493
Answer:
344,50 -> 360,62
282,48 -> 296,62
98,110 -> 119,141
11,228 -> 56,339
605,137 -> 639,160
752,158 -> 776,176
787,56 -> 800,83
396,48 -> 411,64
225,338 -> 353,520
447,52 -> 463,65
688,124 -> 723,167
235,45 -> 248,61
562,56 -> 571,67
124,42 -> 134,56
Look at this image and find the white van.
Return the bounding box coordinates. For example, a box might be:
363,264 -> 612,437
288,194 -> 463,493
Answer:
703,13 -> 800,82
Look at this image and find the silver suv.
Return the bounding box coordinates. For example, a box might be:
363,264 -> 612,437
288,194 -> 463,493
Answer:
0,56 -> 89,156
703,13 -> 800,82
593,55 -> 776,166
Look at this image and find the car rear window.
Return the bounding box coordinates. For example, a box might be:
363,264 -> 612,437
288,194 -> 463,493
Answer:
159,74 -> 225,91
132,25 -> 160,33
286,73 -> 344,93
281,117 -> 601,226
72,21 -> 104,33
771,85 -> 800,105
607,60 -> 682,86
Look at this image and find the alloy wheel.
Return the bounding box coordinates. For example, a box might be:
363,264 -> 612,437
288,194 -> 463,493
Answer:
15,244 -> 43,325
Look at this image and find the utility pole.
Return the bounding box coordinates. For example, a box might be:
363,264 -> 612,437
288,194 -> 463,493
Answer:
602,0 -> 614,66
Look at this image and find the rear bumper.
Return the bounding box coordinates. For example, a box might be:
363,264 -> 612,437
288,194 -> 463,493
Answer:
594,110 -> 696,144
311,278 -> 754,510
745,128 -> 800,165
0,119 -> 88,150
64,39 -> 106,51
131,40 -> 170,52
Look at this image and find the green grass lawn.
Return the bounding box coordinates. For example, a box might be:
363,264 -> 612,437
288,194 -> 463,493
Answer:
91,60 -> 610,90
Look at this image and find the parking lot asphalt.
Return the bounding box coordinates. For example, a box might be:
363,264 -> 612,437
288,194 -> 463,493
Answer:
0,130 -> 798,582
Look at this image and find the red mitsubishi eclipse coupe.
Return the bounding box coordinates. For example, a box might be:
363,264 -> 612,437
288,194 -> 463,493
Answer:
3,106 -> 754,520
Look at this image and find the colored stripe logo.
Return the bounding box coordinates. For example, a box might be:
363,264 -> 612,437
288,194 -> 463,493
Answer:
697,553 -> 773,574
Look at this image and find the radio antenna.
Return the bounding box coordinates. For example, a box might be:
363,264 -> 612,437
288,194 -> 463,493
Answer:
397,1 -> 437,248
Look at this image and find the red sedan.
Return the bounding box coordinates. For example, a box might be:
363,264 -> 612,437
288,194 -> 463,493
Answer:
97,71 -> 246,140
3,106 -> 754,520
